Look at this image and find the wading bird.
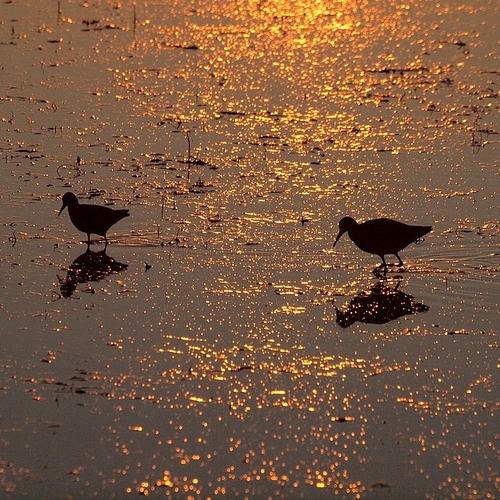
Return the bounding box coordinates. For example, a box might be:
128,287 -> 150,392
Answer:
333,216 -> 432,274
58,192 -> 129,245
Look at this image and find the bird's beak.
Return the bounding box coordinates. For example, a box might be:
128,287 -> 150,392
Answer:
58,204 -> 66,216
333,230 -> 344,248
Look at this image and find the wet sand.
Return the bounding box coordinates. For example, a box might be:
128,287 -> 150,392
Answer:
1,0 -> 499,497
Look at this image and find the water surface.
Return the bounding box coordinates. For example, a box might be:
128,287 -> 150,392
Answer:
1,0 -> 499,497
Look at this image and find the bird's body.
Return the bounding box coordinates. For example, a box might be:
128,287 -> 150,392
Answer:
333,216 -> 431,273
58,192 -> 129,245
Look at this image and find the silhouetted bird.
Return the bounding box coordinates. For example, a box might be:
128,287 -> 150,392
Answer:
58,192 -> 129,245
333,216 -> 432,273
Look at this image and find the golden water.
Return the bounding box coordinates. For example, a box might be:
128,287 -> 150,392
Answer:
1,0 -> 499,497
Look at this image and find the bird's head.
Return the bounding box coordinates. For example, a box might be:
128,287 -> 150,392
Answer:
58,192 -> 78,216
333,216 -> 357,247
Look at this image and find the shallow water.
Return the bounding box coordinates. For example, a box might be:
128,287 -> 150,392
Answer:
1,0 -> 499,498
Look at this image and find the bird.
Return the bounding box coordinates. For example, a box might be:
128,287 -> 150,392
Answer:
333,216 -> 432,273
58,192 -> 129,245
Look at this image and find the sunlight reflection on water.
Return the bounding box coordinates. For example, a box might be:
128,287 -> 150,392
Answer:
1,0 -> 499,497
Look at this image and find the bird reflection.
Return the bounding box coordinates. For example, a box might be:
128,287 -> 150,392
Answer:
59,248 -> 128,297
335,281 -> 429,328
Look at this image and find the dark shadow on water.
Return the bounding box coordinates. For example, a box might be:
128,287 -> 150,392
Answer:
335,280 -> 429,328
59,248 -> 128,297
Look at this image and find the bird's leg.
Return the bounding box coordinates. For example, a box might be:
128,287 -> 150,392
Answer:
373,256 -> 388,277
395,253 -> 404,266
381,255 -> 388,274
87,234 -> 91,246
